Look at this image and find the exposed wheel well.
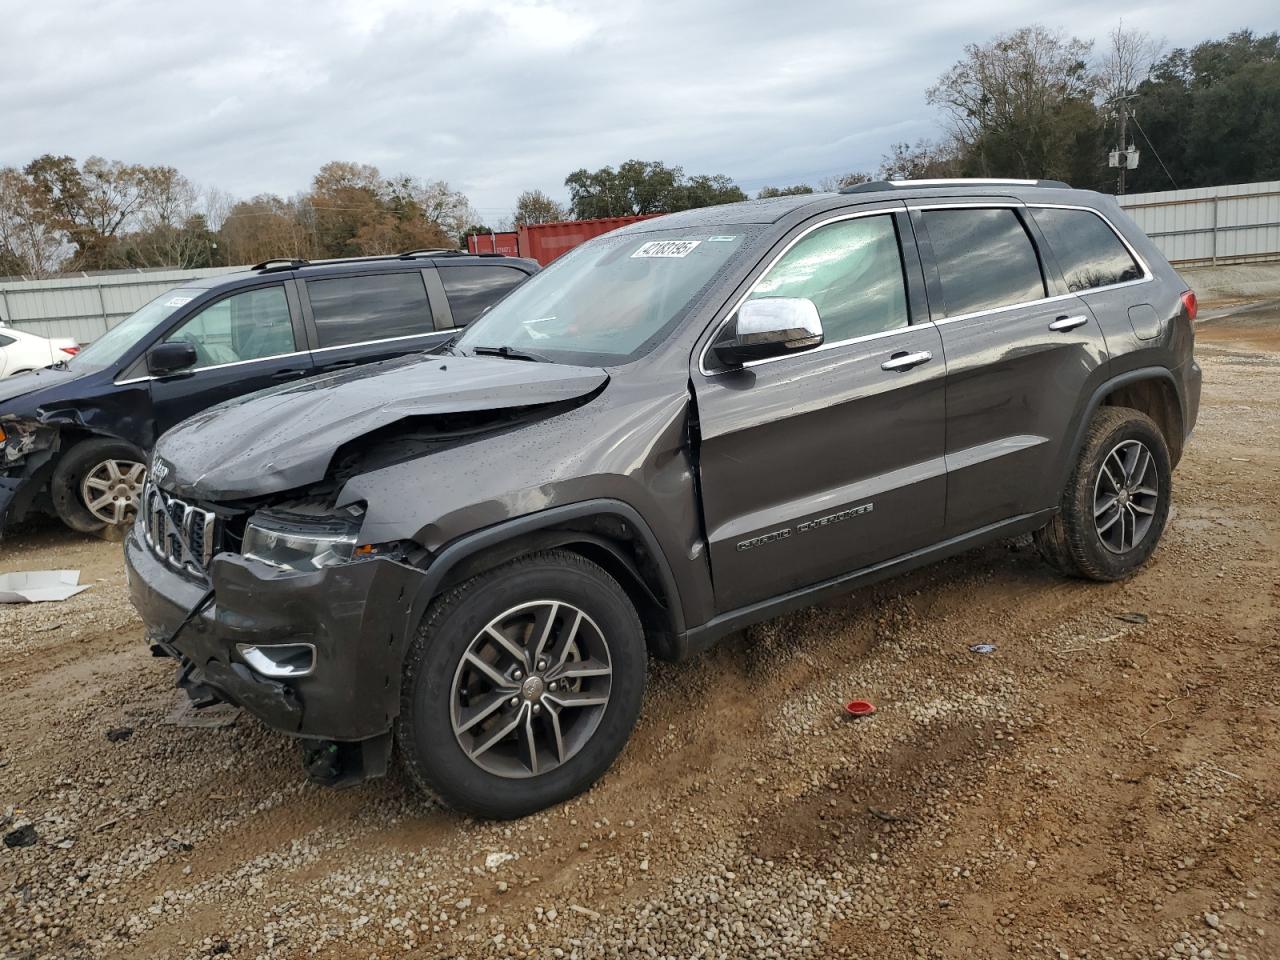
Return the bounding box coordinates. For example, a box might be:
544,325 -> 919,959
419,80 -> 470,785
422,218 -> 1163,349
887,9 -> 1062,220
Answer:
433,515 -> 681,660
1100,377 -> 1184,466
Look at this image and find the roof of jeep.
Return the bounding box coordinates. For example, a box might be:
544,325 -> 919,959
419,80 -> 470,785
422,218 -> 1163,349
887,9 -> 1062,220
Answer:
179,252 -> 539,290
613,180 -> 1112,233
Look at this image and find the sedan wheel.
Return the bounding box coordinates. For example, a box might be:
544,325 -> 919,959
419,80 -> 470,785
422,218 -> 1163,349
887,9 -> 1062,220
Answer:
80,459 -> 146,526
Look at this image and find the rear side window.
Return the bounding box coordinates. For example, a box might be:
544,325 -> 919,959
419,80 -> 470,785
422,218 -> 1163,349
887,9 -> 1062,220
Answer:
1031,207 -> 1144,292
306,272 -> 433,348
439,265 -> 528,327
922,208 -> 1046,316
0,333 -> 14,347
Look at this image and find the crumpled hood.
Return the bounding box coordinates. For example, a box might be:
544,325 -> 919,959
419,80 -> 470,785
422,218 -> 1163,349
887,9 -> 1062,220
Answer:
0,364 -> 82,411
152,352 -> 609,500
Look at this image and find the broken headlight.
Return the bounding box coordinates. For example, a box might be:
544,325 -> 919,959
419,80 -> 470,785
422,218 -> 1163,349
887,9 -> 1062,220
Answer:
242,512 -> 359,571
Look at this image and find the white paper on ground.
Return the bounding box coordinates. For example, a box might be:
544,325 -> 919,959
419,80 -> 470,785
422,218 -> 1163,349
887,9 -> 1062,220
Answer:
0,569 -> 92,603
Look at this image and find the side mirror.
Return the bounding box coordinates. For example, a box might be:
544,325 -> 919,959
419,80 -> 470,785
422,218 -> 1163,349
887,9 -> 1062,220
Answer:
713,297 -> 824,367
146,341 -> 198,376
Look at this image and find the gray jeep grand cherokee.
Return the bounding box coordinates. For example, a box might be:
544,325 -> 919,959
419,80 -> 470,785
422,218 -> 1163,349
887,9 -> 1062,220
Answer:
127,179 -> 1201,818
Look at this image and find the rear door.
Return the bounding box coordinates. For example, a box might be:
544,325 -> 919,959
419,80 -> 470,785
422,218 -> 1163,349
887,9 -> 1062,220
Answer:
911,201 -> 1108,535
297,269 -> 449,374
692,205 -> 948,612
149,281 -> 314,436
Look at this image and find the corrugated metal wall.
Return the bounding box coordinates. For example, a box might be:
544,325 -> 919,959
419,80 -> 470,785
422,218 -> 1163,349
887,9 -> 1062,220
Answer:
3,182 -> 1278,343
1117,180 -> 1280,267
0,266 -> 244,343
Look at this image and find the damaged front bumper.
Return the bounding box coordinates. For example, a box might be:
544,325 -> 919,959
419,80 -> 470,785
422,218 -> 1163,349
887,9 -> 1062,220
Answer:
0,420 -> 59,530
125,524 -> 430,745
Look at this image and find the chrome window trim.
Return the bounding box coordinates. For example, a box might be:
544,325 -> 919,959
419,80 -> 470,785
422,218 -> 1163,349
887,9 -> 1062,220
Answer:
697,207 -> 917,377
114,332 -> 441,385
911,201 -> 1154,328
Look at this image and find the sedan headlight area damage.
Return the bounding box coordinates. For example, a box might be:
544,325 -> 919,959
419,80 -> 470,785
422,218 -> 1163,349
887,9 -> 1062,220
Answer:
0,417 -> 58,467
0,418 -> 62,528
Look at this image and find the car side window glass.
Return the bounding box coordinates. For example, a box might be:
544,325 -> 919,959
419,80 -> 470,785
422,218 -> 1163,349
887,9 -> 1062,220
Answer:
438,265 -> 528,328
306,272 -> 434,348
0,333 -> 14,347
165,286 -> 294,368
747,215 -> 909,342
1031,207 -> 1144,292
923,208 -> 1046,316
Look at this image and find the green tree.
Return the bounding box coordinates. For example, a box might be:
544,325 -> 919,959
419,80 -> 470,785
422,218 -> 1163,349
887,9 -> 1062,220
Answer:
564,160 -> 745,218
512,189 -> 566,226
1126,31 -> 1280,191
756,184 -> 814,198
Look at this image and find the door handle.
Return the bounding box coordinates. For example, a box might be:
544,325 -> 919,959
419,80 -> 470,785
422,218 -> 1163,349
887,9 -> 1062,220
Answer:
271,368 -> 307,380
881,350 -> 933,372
1049,314 -> 1089,332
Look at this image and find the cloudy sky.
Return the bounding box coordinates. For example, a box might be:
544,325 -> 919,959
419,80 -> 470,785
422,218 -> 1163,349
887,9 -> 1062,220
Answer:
2,0 -> 1274,222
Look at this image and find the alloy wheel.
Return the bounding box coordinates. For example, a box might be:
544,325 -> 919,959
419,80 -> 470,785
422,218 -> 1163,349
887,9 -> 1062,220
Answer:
450,600 -> 612,779
1093,439 -> 1159,554
81,459 -> 146,526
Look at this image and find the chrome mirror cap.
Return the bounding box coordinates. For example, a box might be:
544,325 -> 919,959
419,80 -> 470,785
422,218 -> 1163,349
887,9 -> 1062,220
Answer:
714,297 -> 824,366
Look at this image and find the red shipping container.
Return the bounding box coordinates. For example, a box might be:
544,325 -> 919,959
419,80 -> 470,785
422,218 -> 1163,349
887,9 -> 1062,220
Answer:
466,231 -> 519,256
516,215 -> 661,266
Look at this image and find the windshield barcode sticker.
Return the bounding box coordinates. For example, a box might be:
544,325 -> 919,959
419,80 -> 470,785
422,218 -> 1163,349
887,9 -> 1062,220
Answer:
632,240 -> 701,258
164,296 -> 194,307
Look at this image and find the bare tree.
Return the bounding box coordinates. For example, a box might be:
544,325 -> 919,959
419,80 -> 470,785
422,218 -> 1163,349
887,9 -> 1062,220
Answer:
1098,22 -> 1165,103
0,167 -> 67,277
927,25 -> 1097,179
816,172 -> 872,192
878,139 -> 963,180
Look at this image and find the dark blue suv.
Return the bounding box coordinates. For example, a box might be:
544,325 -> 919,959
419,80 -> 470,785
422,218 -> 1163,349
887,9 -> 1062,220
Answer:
0,251 -> 537,534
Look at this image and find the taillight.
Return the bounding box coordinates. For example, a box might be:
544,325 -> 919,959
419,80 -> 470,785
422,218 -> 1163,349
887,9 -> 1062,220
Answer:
1180,290 -> 1198,322
60,345 -> 80,356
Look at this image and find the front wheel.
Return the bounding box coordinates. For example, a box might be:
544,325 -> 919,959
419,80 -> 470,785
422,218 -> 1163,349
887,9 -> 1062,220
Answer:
397,550 -> 646,819
1034,406 -> 1172,581
50,438 -> 147,534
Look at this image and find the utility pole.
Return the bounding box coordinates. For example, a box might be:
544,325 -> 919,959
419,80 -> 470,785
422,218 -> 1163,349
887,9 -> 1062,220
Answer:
1108,94 -> 1140,195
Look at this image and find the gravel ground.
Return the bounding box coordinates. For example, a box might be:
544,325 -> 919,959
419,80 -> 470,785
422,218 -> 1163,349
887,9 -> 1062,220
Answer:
1,310 -> 1278,960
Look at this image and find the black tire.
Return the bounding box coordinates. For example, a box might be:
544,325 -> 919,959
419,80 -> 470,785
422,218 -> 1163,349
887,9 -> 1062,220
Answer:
1034,406 -> 1172,581
50,438 -> 147,534
397,550 -> 646,819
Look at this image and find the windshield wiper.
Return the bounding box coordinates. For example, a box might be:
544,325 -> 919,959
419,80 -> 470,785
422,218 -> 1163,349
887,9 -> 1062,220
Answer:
469,344 -> 553,363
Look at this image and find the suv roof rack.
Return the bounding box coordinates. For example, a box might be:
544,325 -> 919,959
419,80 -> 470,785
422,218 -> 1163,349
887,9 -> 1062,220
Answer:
398,248 -> 465,258
840,178 -> 1070,194
252,258 -> 311,272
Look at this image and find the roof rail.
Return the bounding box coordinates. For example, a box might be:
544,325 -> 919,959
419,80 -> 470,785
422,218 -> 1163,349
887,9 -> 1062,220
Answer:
398,248 -> 467,259
840,178 -> 1070,194
252,258 -> 311,272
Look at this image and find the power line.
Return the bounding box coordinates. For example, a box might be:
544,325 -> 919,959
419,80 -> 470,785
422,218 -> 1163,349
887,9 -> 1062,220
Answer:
1130,113 -> 1178,190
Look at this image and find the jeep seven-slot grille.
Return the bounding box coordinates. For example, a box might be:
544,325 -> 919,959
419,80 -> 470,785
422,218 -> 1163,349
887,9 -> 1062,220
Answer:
142,481 -> 219,575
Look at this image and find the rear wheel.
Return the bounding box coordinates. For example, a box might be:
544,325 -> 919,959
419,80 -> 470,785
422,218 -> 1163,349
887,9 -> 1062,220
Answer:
397,550 -> 646,819
50,438 -> 147,534
1034,406 -> 1171,581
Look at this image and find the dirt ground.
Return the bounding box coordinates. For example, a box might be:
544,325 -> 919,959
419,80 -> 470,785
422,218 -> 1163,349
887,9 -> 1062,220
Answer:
1,307 -> 1278,960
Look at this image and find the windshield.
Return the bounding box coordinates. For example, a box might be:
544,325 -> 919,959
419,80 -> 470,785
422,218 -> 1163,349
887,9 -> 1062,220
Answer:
71,288 -> 203,373
455,228 -> 748,365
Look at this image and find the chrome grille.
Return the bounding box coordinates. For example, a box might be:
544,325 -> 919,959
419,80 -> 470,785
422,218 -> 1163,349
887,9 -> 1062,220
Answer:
141,481 -> 219,575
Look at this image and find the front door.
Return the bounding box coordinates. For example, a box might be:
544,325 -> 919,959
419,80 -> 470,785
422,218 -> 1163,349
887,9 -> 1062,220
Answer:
911,204 -> 1109,535
149,282 -> 313,438
692,209 -> 947,612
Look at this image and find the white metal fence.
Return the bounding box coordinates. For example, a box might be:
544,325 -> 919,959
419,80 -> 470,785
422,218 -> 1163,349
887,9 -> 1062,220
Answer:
1117,180 -> 1280,268
0,266 -> 244,343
